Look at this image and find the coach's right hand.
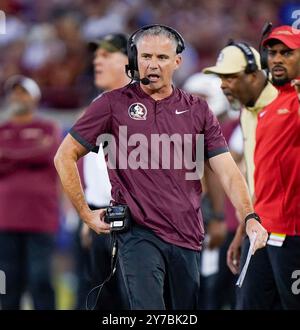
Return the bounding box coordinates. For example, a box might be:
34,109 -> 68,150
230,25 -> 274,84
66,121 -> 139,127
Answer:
245,218 -> 268,254
84,209 -> 111,234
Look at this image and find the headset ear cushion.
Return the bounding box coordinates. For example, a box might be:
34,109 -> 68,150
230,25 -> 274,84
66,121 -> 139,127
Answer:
127,42 -> 137,78
260,46 -> 269,70
245,61 -> 258,74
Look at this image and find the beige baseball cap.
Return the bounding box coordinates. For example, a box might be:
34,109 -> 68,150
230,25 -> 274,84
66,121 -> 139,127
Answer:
203,45 -> 261,75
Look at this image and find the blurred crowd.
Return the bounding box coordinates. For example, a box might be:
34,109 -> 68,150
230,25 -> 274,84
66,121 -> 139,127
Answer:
0,0 -> 297,111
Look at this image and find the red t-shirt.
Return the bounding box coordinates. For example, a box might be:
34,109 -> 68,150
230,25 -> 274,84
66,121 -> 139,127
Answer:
0,117 -> 61,233
254,83 -> 300,235
70,83 -> 228,250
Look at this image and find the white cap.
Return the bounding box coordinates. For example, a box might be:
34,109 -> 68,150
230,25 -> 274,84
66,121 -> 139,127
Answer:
203,45 -> 261,75
4,75 -> 41,101
183,73 -> 230,116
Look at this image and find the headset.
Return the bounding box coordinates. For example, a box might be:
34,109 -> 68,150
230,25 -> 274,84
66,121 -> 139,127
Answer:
259,21 -> 273,70
227,39 -> 258,73
227,22 -> 273,74
125,24 -> 185,82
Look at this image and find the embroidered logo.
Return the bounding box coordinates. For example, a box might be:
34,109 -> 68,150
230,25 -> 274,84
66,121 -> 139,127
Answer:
128,103 -> 147,120
175,109 -> 190,115
277,108 -> 290,115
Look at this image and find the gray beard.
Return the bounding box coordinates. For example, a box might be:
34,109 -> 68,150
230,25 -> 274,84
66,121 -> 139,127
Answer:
229,98 -> 242,111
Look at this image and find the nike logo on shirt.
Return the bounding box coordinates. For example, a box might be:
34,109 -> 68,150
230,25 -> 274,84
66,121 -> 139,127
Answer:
175,109 -> 190,115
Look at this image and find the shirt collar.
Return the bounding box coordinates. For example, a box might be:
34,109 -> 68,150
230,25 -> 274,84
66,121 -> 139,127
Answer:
134,82 -> 177,103
247,81 -> 278,113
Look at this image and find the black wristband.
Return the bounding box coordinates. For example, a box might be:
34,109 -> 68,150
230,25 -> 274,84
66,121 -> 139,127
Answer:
244,212 -> 261,224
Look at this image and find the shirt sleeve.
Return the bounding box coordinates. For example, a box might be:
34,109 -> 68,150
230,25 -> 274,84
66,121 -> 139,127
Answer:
202,101 -> 229,159
69,93 -> 112,153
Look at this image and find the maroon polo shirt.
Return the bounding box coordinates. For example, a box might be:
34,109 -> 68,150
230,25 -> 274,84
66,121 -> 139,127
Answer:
70,83 -> 228,250
0,117 -> 61,233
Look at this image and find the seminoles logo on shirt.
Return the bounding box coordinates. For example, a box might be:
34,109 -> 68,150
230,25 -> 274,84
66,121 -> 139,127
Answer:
128,103 -> 147,120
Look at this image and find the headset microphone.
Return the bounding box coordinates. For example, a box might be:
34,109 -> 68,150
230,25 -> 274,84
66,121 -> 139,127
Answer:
139,77 -> 150,85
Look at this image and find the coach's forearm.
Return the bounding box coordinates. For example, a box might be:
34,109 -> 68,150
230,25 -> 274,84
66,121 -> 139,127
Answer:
54,152 -> 91,221
209,153 -> 254,222
221,167 -> 254,222
210,154 -> 268,251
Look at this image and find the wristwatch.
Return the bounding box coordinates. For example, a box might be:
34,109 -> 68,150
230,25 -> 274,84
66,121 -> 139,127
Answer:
244,212 -> 261,224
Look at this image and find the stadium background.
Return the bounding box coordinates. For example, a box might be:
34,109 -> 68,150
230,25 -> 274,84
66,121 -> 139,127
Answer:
0,0 -> 299,309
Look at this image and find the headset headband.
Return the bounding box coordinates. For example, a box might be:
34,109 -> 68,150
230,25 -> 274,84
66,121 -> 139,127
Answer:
259,22 -> 273,70
128,24 -> 185,54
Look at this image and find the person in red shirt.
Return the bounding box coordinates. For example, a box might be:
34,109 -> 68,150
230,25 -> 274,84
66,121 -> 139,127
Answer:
247,26 -> 300,309
255,27 -> 300,235
204,25 -> 300,309
54,25 -> 267,310
0,76 -> 61,309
